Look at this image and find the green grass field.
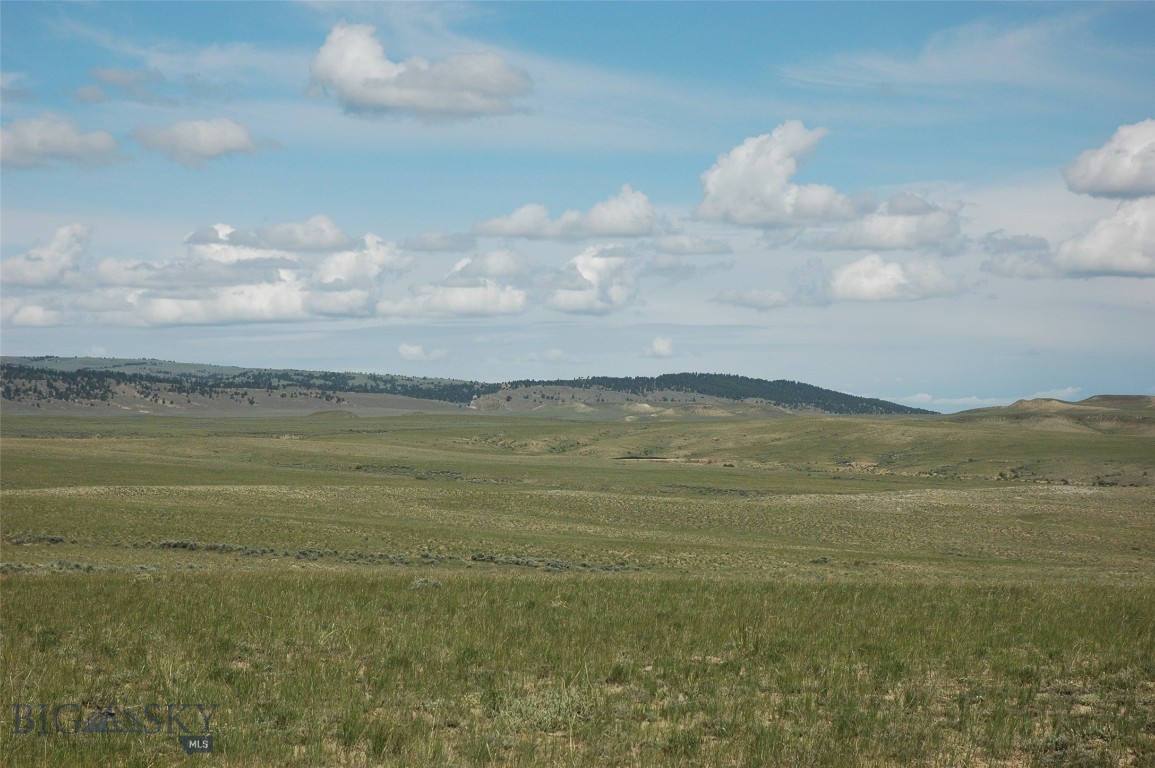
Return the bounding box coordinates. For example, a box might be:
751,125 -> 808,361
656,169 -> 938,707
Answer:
2,412 -> 1153,766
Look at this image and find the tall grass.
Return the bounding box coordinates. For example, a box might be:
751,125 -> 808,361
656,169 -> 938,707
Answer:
2,572 -> 1153,766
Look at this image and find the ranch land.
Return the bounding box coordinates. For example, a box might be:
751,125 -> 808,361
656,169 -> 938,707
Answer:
1,406 -> 1153,766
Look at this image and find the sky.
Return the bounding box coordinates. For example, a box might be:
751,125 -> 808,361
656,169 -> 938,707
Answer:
1,2 -> 1153,412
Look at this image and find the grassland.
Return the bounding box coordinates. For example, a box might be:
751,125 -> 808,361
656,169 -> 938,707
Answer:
1,410 -> 1153,766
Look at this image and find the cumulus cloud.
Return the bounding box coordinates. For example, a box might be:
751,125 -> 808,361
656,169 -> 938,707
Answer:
70,218 -> 410,325
1052,198 -> 1155,277
398,342 -> 447,362
309,22 -> 531,119
4,218 -> 439,327
260,214 -> 351,251
546,245 -> 636,314
1,299 -> 63,327
828,254 -> 958,302
821,192 -> 964,253
184,230 -> 297,267
695,121 -> 860,228
1063,120 -> 1155,198
402,230 -> 476,252
475,185 -> 657,240
652,233 -> 732,255
132,270 -> 310,325
1,224 -> 90,286
315,234 -> 411,286
186,216 -> 370,258
0,114 -> 118,168
645,336 -> 674,358
982,123 -> 1155,282
135,118 -> 258,167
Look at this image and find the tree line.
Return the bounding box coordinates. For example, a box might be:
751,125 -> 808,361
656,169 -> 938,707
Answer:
0,363 -> 500,406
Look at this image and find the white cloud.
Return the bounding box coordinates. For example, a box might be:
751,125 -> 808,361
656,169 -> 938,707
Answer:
1063,120 -> 1155,198
821,193 -> 964,253
133,270 -> 310,325
309,22 -> 531,119
398,342 -> 447,362
135,118 -> 258,167
475,184 -> 657,240
186,236 -> 296,267
652,233 -> 732,255
260,214 -> 351,251
828,254 -> 958,302
546,245 -> 636,314
0,114 -> 118,168
187,216 -> 355,254
695,121 -> 859,228
1,300 -> 63,327
1052,198 -> 1155,277
315,234 -> 410,285
402,230 -> 476,252
645,336 -> 674,358
0,224 -> 89,286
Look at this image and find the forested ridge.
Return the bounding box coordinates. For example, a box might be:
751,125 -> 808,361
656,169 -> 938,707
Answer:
0,361 -> 499,406
506,373 -> 932,414
1,359 -> 930,414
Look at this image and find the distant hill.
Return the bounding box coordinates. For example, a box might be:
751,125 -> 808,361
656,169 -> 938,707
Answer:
959,395 -> 1154,416
948,395 -> 1154,436
498,373 -> 932,415
0,356 -> 931,417
0,357 -> 497,416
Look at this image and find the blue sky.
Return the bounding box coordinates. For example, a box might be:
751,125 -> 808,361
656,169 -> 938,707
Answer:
1,1 -> 1152,411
